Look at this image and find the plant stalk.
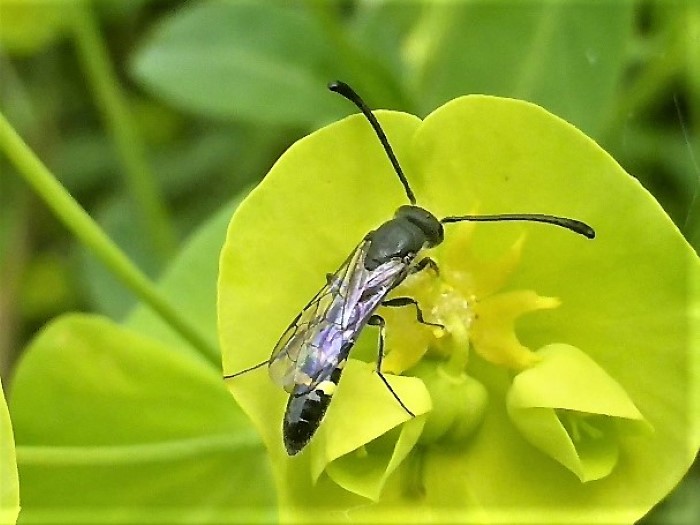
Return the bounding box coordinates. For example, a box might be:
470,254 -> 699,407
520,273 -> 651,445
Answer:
69,3 -> 176,261
0,112 -> 217,359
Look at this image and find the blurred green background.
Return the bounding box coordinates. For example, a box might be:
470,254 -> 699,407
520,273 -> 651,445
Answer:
0,0 -> 697,523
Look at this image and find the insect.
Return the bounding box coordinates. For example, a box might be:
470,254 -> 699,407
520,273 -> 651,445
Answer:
224,81 -> 595,456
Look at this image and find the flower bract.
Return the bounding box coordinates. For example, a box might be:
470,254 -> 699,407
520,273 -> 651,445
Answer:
218,95 -> 699,523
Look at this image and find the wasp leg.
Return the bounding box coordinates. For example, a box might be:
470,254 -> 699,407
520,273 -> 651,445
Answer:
368,314 -> 415,417
387,257 -> 440,293
223,359 -> 268,379
409,256 -> 440,277
382,297 -> 445,329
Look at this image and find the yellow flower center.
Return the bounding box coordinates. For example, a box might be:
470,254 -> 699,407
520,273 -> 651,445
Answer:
382,227 -> 558,374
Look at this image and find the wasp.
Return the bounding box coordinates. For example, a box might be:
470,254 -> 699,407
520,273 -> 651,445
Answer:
224,81 -> 595,456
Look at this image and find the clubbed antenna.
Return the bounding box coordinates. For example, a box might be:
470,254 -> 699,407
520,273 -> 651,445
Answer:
441,213 -> 595,239
329,81 -> 416,205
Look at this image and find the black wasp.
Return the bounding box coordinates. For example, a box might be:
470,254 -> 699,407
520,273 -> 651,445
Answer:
224,81 -> 595,456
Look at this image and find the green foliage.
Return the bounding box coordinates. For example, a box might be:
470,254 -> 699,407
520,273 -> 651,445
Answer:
0,0 -> 71,55
10,314 -> 274,523
0,0 -> 697,523
125,200 -> 240,362
404,1 -> 634,136
1,378 -> 20,525
9,203 -> 275,522
131,2 -> 343,126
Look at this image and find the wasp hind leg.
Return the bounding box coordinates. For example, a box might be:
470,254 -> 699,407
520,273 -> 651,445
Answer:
367,314 -> 415,417
382,296 -> 444,329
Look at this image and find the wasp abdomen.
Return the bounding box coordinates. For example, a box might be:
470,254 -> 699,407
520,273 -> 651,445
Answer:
283,367 -> 343,456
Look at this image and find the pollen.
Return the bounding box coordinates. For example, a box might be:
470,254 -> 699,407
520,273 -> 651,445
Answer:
383,228 -> 562,374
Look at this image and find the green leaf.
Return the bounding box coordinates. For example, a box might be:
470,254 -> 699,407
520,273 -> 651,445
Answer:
1,377 -> 20,525
130,1 -> 341,125
78,196 -> 163,320
219,95 -> 699,522
409,1 -> 633,136
0,0 -> 71,55
604,123 -> 700,236
645,468 -> 700,524
126,198 -> 241,363
349,1 -> 424,84
19,252 -> 79,319
9,314 -> 274,523
9,199 -> 273,522
52,132 -> 118,195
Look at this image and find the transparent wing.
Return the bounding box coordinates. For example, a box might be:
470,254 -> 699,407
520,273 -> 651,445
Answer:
268,240 -> 408,393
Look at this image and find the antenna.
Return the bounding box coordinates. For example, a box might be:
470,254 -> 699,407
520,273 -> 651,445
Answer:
328,81 -> 595,240
223,359 -> 268,379
329,81 -> 416,205
441,213 -> 595,239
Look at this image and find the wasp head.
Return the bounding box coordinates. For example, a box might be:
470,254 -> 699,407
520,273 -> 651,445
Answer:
395,205 -> 444,248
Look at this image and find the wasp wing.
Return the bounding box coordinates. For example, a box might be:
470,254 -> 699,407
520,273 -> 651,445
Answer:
268,239 -> 409,394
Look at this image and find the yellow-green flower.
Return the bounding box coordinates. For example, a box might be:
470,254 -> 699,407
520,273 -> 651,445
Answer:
218,95 -> 699,523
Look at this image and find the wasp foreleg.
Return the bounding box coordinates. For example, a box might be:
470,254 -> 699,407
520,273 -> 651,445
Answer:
368,314 -> 415,417
409,256 -> 439,277
382,297 -> 444,329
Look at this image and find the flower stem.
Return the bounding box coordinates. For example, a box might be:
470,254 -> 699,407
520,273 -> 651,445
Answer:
0,112 -> 217,359
69,3 -> 176,261
604,10 -> 686,136
443,313 -> 470,377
